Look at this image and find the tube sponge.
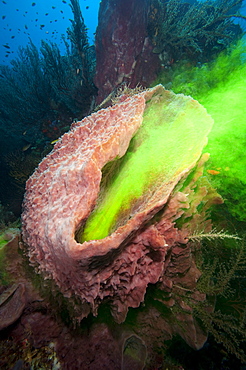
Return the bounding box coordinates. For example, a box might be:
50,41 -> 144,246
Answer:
21,85 -> 215,323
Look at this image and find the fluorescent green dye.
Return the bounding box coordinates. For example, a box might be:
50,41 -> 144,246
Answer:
155,41 -> 246,221
81,89 -> 212,242
0,232 -> 10,285
0,233 -> 9,250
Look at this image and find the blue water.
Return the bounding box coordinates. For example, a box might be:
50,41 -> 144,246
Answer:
0,0 -> 100,64
1,0 -> 246,65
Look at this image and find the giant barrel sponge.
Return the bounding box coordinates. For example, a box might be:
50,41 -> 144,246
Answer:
21,85 -> 220,324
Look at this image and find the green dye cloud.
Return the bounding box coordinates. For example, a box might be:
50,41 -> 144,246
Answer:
81,88 -> 213,242
155,40 -> 246,221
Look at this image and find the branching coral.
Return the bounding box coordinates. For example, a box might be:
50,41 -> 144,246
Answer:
40,39 -> 96,116
148,0 -> 245,63
67,0 -> 96,91
4,150 -> 41,190
0,35 -> 96,128
189,228 -> 241,242
191,238 -> 246,362
0,0 -> 96,162
139,213 -> 246,362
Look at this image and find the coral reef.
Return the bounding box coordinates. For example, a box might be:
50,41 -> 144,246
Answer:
1,1 -> 246,368
1,220 -> 246,369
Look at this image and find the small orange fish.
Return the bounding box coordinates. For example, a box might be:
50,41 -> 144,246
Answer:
207,169 -> 220,175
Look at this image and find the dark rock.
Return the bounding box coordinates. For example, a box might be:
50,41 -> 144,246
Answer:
0,283 -> 26,330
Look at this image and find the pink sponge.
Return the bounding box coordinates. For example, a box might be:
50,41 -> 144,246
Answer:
21,85 -> 214,323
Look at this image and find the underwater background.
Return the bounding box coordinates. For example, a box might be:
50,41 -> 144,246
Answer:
0,0 -> 246,369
